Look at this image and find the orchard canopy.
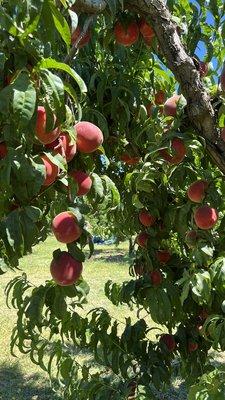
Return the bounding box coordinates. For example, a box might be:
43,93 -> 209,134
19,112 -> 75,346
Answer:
0,0 -> 225,398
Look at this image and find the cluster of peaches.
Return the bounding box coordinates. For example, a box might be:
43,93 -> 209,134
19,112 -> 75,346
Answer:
135,179 -> 218,286
35,108 -> 104,287
0,106 -> 104,287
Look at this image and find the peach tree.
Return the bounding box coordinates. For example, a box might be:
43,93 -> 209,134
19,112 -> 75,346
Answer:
0,0 -> 225,398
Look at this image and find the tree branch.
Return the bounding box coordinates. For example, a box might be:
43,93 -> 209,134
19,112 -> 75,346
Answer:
72,0 -> 106,14
125,0 -> 225,174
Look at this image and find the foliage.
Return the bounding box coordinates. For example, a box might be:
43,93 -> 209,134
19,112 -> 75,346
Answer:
0,0 -> 225,399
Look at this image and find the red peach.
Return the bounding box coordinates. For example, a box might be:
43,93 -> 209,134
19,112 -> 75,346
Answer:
120,154 -> 140,165
35,106 -> 61,144
188,341 -> 198,353
71,26 -> 91,48
155,90 -> 166,105
114,21 -> 139,47
194,205 -> 218,230
70,170 -> 92,196
52,211 -> 81,243
139,18 -> 155,40
40,154 -> 59,186
139,210 -> 156,227
160,138 -> 186,164
136,232 -> 149,248
46,132 -> 76,162
156,250 -> 171,264
75,121 -> 103,153
160,334 -> 176,352
163,94 -> 181,117
50,251 -> 82,286
0,142 -> 7,158
150,270 -> 163,286
187,180 -> 208,203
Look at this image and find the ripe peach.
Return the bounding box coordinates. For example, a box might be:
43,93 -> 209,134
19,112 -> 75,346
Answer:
194,205 -> 218,230
150,270 -> 163,286
70,170 -> 92,196
114,21 -> 139,47
40,154 -> 59,186
160,334 -> 176,352
139,18 -> 154,40
156,250 -> 171,264
185,230 -> 198,248
0,142 -> 7,158
188,341 -> 198,353
187,180 -> 208,203
35,106 -> 61,144
163,94 -> 181,117
52,211 -> 81,243
75,121 -> 103,153
136,232 -> 149,248
71,26 -> 91,48
50,251 -> 83,286
120,154 -> 140,165
139,210 -> 156,227
160,137 -> 186,164
46,132 -> 77,162
146,102 -> 153,117
155,90 -> 166,105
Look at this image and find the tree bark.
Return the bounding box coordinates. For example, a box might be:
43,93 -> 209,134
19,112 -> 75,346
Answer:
73,0 -> 225,175
73,0 -> 106,13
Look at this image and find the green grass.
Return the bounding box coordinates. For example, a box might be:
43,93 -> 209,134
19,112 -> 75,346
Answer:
0,237 -> 186,400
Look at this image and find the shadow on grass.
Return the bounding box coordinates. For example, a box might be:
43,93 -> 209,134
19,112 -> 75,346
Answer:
0,362 -> 59,400
92,248 -> 130,264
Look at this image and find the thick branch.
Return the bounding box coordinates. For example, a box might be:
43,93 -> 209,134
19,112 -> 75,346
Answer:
125,0 -> 225,174
72,0 -> 106,13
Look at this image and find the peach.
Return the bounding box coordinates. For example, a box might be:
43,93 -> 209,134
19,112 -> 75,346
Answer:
139,18 -> 154,40
187,180 -> 208,203
136,232 -> 149,248
50,251 -> 82,286
163,94 -> 181,117
40,154 -> 59,186
114,21 -> 139,47
188,341 -> 198,353
35,106 -> 61,144
160,334 -> 176,352
155,90 -> 166,105
70,170 -> 92,196
71,27 -> 91,48
139,210 -> 156,227
75,121 -> 103,153
46,132 -> 77,162
160,137 -> 186,164
0,142 -> 7,158
185,230 -> 198,247
194,205 -> 218,230
150,270 -> 163,286
156,250 -> 171,264
120,154 -> 140,165
52,211 -> 81,243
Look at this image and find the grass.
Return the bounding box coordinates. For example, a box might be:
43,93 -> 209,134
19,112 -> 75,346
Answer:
0,236 -> 186,399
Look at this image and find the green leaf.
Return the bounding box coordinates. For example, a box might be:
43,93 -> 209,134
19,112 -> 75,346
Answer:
12,71 -> 36,126
191,270 -> 211,305
48,0 -> 71,49
37,58 -> 87,93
